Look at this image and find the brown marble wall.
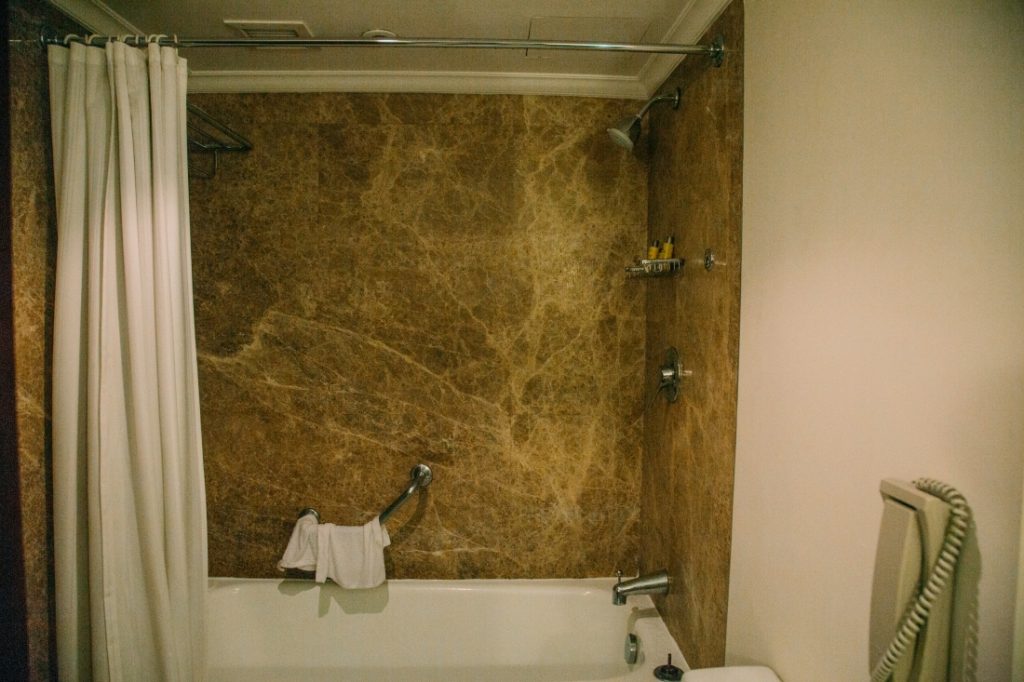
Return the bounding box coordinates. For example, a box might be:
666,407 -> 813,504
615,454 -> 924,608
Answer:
8,0 -> 738,673
188,93 -> 649,579
8,0 -> 83,679
640,0 -> 744,669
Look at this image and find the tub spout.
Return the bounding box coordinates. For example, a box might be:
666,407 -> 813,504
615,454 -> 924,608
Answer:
612,570 -> 671,605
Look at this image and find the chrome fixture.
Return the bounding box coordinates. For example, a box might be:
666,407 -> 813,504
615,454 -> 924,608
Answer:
654,653 -> 684,681
625,257 -> 683,278
186,103 -> 252,179
379,464 -> 433,523
624,633 -> 639,664
658,347 -> 692,403
298,463 -> 433,526
297,507 -> 321,523
22,30 -> 725,60
612,569 -> 672,605
704,248 -> 716,271
607,87 -> 681,151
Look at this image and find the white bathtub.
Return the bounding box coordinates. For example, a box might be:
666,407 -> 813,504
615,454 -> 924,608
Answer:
207,577 -> 688,682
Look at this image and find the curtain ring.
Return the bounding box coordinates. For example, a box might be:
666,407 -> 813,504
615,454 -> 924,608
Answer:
85,34 -> 99,46
63,34 -> 81,46
118,34 -> 131,44
173,34 -> 180,48
39,27 -> 60,47
148,34 -> 167,45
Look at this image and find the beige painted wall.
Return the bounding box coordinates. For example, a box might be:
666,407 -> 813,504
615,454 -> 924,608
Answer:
729,1 -> 1024,680
1016,476 -> 1024,678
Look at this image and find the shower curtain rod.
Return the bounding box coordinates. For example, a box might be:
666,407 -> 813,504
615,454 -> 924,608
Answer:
25,32 -> 725,62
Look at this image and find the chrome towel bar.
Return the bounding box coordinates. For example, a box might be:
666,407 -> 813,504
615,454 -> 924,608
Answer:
299,463 -> 433,525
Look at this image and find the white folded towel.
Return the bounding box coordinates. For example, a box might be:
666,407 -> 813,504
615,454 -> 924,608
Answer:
314,516 -> 391,589
277,513 -> 319,572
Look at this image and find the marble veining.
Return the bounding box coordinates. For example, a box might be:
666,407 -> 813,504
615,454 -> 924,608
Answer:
641,0 -> 744,669
8,0 -> 88,678
189,93 -> 649,579
8,0 -> 742,674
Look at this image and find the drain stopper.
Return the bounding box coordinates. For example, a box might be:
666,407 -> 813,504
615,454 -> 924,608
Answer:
654,653 -> 683,681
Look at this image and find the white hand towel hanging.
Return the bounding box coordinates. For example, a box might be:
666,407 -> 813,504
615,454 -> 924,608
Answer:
277,513 -> 320,572
314,516 -> 391,588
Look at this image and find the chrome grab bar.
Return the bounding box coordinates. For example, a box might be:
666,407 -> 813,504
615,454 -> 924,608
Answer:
380,464 -> 433,523
298,463 -> 433,525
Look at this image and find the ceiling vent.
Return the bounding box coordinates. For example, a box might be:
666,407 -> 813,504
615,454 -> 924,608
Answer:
223,20 -> 315,48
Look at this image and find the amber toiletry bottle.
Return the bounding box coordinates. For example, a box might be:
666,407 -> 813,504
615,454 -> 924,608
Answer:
658,236 -> 675,259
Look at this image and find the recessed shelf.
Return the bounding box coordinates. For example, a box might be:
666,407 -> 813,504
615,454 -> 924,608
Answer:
625,258 -> 683,278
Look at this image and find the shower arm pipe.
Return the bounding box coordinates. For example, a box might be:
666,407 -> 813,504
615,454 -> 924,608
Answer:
634,90 -> 681,119
29,32 -> 725,60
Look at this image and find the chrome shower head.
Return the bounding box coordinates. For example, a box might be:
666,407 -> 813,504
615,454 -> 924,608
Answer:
606,87 -> 681,150
607,116 -> 642,150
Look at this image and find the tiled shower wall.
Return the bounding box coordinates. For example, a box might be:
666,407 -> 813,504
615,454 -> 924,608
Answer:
641,0 -> 744,669
188,93 -> 649,579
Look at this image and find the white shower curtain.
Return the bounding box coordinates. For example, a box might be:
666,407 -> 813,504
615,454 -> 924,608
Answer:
48,41 -> 207,682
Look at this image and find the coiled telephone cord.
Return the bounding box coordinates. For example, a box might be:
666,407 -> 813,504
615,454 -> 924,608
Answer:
869,479 -> 971,681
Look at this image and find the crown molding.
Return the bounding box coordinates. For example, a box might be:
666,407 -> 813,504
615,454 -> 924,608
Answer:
47,0 -> 724,100
187,69 -> 650,100
637,0 -> 731,97
46,0 -> 143,36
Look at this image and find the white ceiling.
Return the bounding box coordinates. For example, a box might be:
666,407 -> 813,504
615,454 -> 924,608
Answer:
48,0 -> 730,99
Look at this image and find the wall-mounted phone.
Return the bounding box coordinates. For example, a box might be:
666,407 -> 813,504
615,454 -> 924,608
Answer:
869,479 -> 971,682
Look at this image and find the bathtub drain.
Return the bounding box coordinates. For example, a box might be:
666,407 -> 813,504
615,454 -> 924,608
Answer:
624,633 -> 639,665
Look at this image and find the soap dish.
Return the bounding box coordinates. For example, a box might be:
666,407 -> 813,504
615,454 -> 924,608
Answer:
625,258 -> 683,278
